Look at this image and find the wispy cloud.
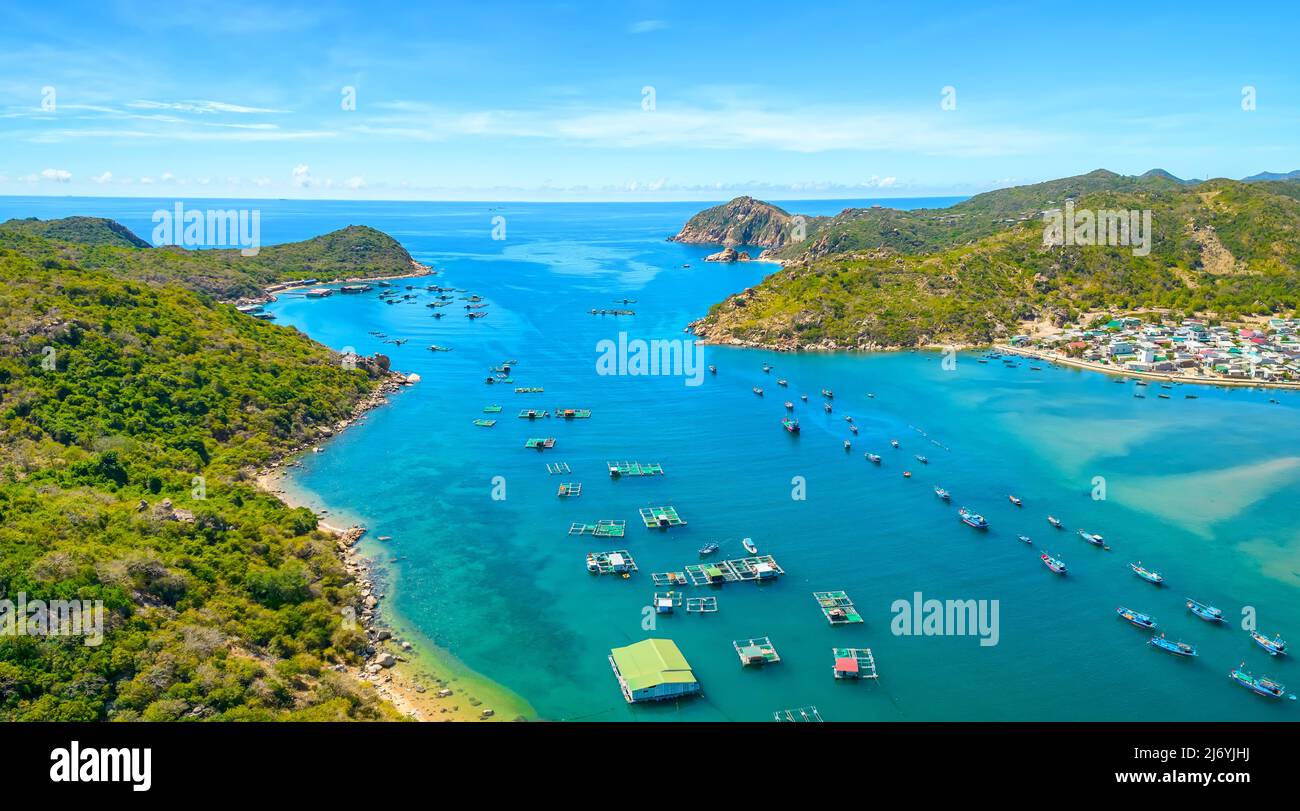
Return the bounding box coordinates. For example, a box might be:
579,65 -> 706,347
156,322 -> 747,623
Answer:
126,99 -> 288,114
628,19 -> 668,34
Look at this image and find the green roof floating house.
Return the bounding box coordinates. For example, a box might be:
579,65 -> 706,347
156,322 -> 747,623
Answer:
608,638 -> 701,704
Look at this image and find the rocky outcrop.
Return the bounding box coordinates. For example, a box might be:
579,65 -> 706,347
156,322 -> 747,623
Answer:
704,246 -> 752,263
670,196 -> 805,248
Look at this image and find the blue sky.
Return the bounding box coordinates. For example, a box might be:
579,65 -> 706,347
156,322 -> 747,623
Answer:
1,0 -> 1296,200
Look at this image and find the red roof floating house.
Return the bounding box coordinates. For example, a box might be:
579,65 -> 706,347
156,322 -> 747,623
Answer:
834,657 -> 859,677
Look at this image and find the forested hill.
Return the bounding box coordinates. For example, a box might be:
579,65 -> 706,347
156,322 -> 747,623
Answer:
0,217 -> 422,300
685,173 -> 1300,350
0,223 -> 407,720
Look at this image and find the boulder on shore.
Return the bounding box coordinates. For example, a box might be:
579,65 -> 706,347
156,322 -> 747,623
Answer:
704,246 -> 752,263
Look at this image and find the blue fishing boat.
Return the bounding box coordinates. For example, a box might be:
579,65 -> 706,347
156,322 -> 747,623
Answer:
958,507 -> 989,530
1017,535 -> 1032,544
1008,495 -> 1022,507
698,542 -> 719,556
1041,552 -> 1067,574
865,453 -> 882,464
1250,631 -> 1288,657
1229,665 -> 1289,699
742,537 -> 758,554
1149,635 -> 1197,657
1186,598 -> 1223,622
1047,515 -> 1063,529
824,402 -> 832,413
890,439 -> 900,448
915,454 -> 928,464
1077,529 -> 1106,547
709,365 -> 717,374
1129,561 -> 1165,585
753,387 -> 763,396
821,389 -> 833,399
1117,607 -> 1157,629
782,417 -> 800,434
934,487 -> 951,501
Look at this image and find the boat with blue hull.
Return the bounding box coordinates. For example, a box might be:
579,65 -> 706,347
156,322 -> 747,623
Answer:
1186,599 -> 1224,622
1117,607 -> 1156,629
1041,552 -> 1067,575
958,508 -> 988,529
1250,632 -> 1287,657
1149,635 -> 1197,657
1129,562 -> 1165,585
698,543 -> 719,556
1229,666 -> 1291,699
1077,529 -> 1106,548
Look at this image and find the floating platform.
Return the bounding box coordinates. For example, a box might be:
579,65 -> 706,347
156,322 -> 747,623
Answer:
518,409 -> 549,419
546,462 -> 571,475
773,705 -> 823,722
482,405 -> 503,413
554,408 -> 592,419
587,550 -> 638,575
734,636 -> 781,666
653,591 -> 684,613
813,591 -> 864,624
524,437 -> 556,449
473,419 -> 496,427
683,555 -> 784,586
569,520 -> 626,538
685,596 -> 718,613
832,647 -> 878,679
652,571 -> 688,587
515,387 -> 544,393
640,505 -> 686,529
556,482 -> 581,497
607,461 -> 664,478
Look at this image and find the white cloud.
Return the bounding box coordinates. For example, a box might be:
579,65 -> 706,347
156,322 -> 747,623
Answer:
92,171 -> 113,184
628,20 -> 668,34
127,99 -> 286,114
292,163 -> 313,187
344,175 -> 365,189
879,176 -> 897,187
40,168 -> 72,182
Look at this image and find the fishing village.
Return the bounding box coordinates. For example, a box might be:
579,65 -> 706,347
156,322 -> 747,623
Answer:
249,278 -> 1296,718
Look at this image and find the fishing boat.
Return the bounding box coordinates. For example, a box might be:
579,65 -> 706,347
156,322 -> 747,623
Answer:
1149,635 -> 1197,657
1117,607 -> 1157,629
824,403 -> 832,413
1047,516 -> 1063,529
821,389 -> 834,399
1008,495 -> 1022,507
1184,394 -> 1198,399
843,440 -> 851,451
890,439 -> 900,448
958,507 -> 989,529
934,487 -> 951,501
1251,632 -> 1288,656
1136,380 -> 1148,387
698,542 -> 719,556
1017,535 -> 1032,544
742,538 -> 758,554
1186,599 -> 1224,622
902,471 -> 912,478
1133,392 -> 1145,399
800,394 -> 808,402
1229,665 -> 1289,699
784,401 -> 794,410
753,387 -> 764,396
866,453 -> 882,464
782,417 -> 800,433
777,378 -> 788,387
849,424 -> 858,434
1077,529 -> 1105,547
915,454 -> 928,464
1129,561 -> 1165,585
1041,552 -> 1067,574
1158,393 -> 1170,399
709,365 -> 717,374
762,363 -> 773,373
844,415 -> 853,423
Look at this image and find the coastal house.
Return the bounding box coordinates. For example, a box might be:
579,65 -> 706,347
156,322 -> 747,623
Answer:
609,639 -> 701,704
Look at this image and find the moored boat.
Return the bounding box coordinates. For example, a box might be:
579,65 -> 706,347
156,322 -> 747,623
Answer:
698,542 -> 719,556
1117,606 -> 1157,629
958,507 -> 989,529
1017,535 -> 1032,544
800,394 -> 808,402
1186,598 -> 1224,622
843,440 -> 851,451
890,439 -> 900,448
1149,634 -> 1197,657
1047,515 -> 1063,528
823,402 -> 832,413
866,453 -> 882,464
777,378 -> 787,386
1251,632 -> 1288,656
784,401 -> 794,410
915,454 -> 928,464
1077,529 -> 1105,547
1130,561 -> 1165,585
762,363 -> 772,373
1041,552 -> 1067,574
1008,495 -> 1022,506
742,537 -> 758,554
849,424 -> 858,434
934,486 -> 950,501
753,387 -> 763,396
709,365 -> 717,374
1229,665 -> 1288,699
782,417 -> 800,433
821,389 -> 834,399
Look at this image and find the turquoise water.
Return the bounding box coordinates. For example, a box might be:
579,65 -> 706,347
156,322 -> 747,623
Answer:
6,196 -> 1298,720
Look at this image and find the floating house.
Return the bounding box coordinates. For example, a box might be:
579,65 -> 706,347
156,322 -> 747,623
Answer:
608,639 -> 701,703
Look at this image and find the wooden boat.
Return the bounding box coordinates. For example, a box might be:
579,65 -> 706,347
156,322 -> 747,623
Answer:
800,394 -> 808,402
782,418 -> 800,434
934,487 -> 951,501
849,425 -> 858,434
1047,516 -> 1063,529
1229,665 -> 1289,699
784,401 -> 794,410
915,454 -> 928,464
1149,635 -> 1197,657
1129,561 -> 1165,585
866,453 -> 882,464
821,389 -> 834,399
890,439 -> 900,448
843,440 -> 851,450
1041,552 -> 1067,574
742,538 -> 758,554
1077,529 -> 1106,547
753,387 -> 763,396
823,403 -> 832,413
1251,632 -> 1287,656
777,378 -> 788,387
698,542 -> 719,556
958,507 -> 989,529
1117,607 -> 1157,629
709,365 -> 717,374
1185,598 -> 1224,622
1017,535 -> 1033,544
1008,495 -> 1022,506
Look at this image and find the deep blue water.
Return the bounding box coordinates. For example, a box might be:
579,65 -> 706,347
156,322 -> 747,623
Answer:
4,195 -> 1298,721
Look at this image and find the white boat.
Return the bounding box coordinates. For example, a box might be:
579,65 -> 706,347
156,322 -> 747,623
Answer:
742,538 -> 758,554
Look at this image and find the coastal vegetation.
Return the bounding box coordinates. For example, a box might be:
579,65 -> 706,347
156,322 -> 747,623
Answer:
685,172 -> 1300,349
0,219 -> 413,720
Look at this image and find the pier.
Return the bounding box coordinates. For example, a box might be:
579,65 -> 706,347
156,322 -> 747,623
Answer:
813,591 -> 864,624
734,636 -> 781,666
832,648 -> 878,679
683,555 -> 784,586
569,520 -> 626,538
640,505 -> 686,529
607,461 -> 664,478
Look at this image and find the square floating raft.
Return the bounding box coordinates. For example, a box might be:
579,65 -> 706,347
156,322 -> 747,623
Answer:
518,409 -> 549,419
683,556 -> 784,586
586,549 -> 638,575
640,506 -> 686,529
556,482 -> 581,497
569,520 -> 626,538
472,419 -> 496,427
734,636 -> 781,666
607,461 -> 664,478
832,647 -> 878,679
515,387 -> 544,393
524,437 -> 556,450
482,405 -> 503,413
685,596 -> 718,613
653,591 -> 683,613
814,591 -> 864,625
554,408 -> 592,419
773,705 -> 823,722
546,462 -> 571,475
651,571 -> 688,587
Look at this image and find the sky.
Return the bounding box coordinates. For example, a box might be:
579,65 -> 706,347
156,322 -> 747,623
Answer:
1,0 -> 1297,201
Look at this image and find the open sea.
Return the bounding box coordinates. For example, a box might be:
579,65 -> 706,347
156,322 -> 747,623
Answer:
5,195 -> 1298,721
